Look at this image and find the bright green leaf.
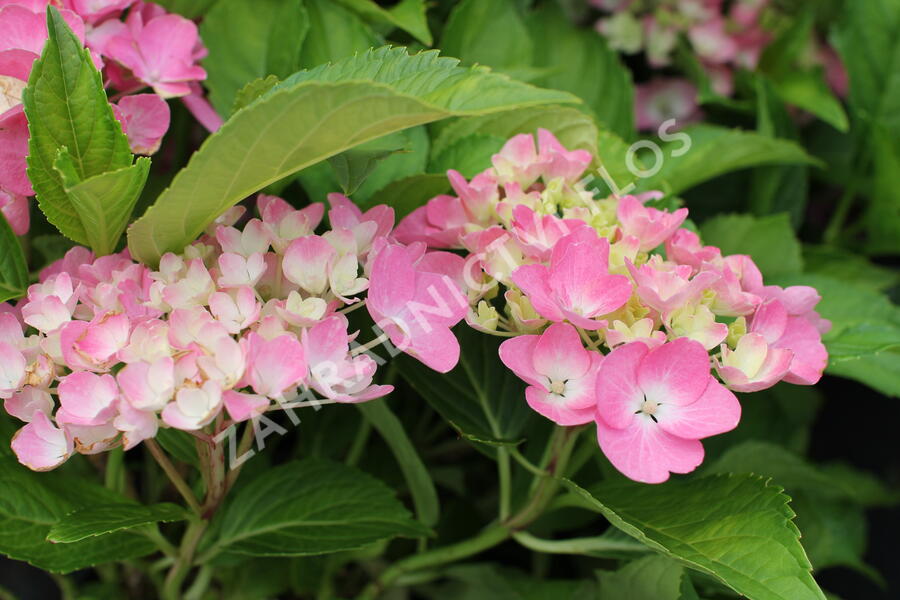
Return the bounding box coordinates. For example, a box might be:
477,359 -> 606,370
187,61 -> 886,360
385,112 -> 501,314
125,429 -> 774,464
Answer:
127,47 -> 578,264
23,8 -> 133,245
47,503 -> 187,543
429,133 -> 507,178
770,72 -> 848,132
639,125 -> 820,196
300,0 -> 381,69
0,213 -> 28,303
357,399 -> 440,527
232,75 -> 282,115
55,151 -> 150,256
210,459 -> 428,557
201,0 -> 309,116
335,0 -> 432,46
0,457 -> 157,573
152,0 -> 218,18
566,474 -> 826,600
700,213 -> 803,278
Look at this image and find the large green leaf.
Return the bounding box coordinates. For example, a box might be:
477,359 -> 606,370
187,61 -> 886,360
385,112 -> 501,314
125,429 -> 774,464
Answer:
208,459 -> 428,557
700,213 -> 803,278
47,502 -> 187,543
525,4 -> 634,139
201,0 -> 309,116
363,173 -> 451,218
398,325 -> 532,448
357,399 -> 439,527
54,152 -> 150,256
335,0 -> 432,46
441,0 -> 533,74
566,474 -> 826,600
23,8 -> 133,245
0,457 -> 157,572
0,213 -> 28,303
639,125 -> 820,196
597,555 -> 697,600
127,47 -> 577,264
770,72 -> 848,133
153,0 -> 218,18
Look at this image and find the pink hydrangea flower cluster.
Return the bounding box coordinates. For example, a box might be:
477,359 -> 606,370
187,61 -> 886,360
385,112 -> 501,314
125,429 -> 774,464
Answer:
395,129 -> 830,483
0,0 -> 219,235
591,0 -> 848,130
1,194 -> 468,471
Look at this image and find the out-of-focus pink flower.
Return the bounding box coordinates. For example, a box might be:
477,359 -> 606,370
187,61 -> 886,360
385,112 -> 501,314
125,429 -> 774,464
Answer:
0,189 -> 28,234
634,78 -> 701,132
11,410 -> 73,471
69,0 -> 135,24
595,338 -> 741,483
104,10 -> 206,97
180,80 -> 223,132
818,43 -> 848,98
512,229 -> 632,330
113,93 -> 170,155
689,18 -> 737,64
499,323 -> 602,425
367,242 -> 468,373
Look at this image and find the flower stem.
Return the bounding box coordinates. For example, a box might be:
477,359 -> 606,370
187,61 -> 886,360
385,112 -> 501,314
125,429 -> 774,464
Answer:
162,519 -> 208,600
146,439 -> 202,515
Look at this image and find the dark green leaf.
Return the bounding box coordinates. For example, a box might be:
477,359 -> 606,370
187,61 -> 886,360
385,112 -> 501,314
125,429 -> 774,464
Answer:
0,212 -> 28,303
442,0 -> 533,73
47,503 -> 187,543
328,132 -> 410,196
300,0 -> 381,69
335,0 -> 432,46
363,173 -> 451,218
700,213 -> 803,278
597,555 -> 694,600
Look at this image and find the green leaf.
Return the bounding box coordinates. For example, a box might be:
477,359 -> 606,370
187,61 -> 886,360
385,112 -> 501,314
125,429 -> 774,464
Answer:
597,555 -> 695,600
335,0 -> 432,46
127,47 -> 578,264
352,125 -> 430,202
700,213 -> 803,278
23,8 -> 133,245
566,474 -> 826,600
152,0 -> 219,18
770,72 -> 848,133
398,325 -> 532,449
210,458 -> 428,557
639,125 -> 820,196
47,502 -> 188,543
363,173 -> 451,218
201,0 -> 309,116
232,75 -> 282,115
525,4 -> 634,138
513,530 -> 649,558
155,428 -> 200,467
0,457 -> 157,572
54,151 -> 150,256
328,132 -> 410,196
300,0 -> 381,69
357,399 -> 440,527
442,0 -> 533,73
0,213 -> 28,303
436,564 -> 596,600
429,133 -> 507,178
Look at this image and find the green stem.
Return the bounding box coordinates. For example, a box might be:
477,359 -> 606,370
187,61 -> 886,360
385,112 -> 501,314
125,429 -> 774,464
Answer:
497,448 -> 512,520
146,439 -> 202,515
162,520 -> 208,600
104,447 -> 125,494
224,421 -> 256,492
357,522 -> 511,600
345,417 -> 372,466
823,146 -> 870,244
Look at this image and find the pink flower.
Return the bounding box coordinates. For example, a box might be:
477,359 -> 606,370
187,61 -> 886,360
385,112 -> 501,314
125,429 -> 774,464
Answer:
11,410 -> 73,471
113,399 -> 157,450
756,284 -> 831,335
282,235 -> 334,296
104,10 -> 206,97
492,133 -> 543,187
688,18 -> 737,64
499,323 -> 603,425
536,128 -> 592,182
56,371 -> 119,426
223,390 -> 269,422
60,312 -> 130,371
634,79 -> 701,132
447,169 -> 499,225
715,333 -> 792,392
0,340 -> 26,398
240,332 -> 307,398
113,93 -> 170,155
617,195 -> 688,251
258,195 -> 324,252
70,0 -> 135,24
665,229 -> 721,272
161,380 -> 222,430
327,193 -> 394,258
209,286 -> 260,334
217,252 -> 267,288
510,204 -> 587,261
0,189 -> 28,234
595,338 -> 741,483
393,194 -> 469,249
512,229 -> 632,330
4,386 -> 53,422
748,299 -> 827,385
216,219 -> 271,257
117,356 -> 175,411
367,242 -> 468,373
626,256 -> 718,317
302,315 -> 393,403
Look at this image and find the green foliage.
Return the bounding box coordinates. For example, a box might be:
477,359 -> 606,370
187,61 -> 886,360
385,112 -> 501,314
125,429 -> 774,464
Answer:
201,0 -> 309,116
300,0 -> 381,69
700,213 -> 804,278
127,47 -> 577,264
0,457 -> 158,572
209,459 -> 428,557
0,213 -> 28,303
47,503 -> 188,543
442,0 -> 533,74
335,0 -> 432,46
567,474 -> 826,600
23,9 -> 135,246
597,555 -> 698,600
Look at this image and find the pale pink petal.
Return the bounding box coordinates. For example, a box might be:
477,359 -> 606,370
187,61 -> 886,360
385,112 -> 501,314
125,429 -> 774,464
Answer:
532,322 -> 590,381
595,342 -> 647,430
596,417 -> 704,484
115,94 -> 170,155
56,371 -> 119,426
656,376 -> 741,439
11,410 -> 73,471
223,390 -> 269,422
4,386 -> 52,422
637,338 -> 710,406
526,386 -> 595,426
498,334 -> 542,387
